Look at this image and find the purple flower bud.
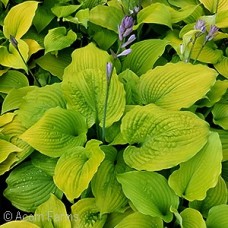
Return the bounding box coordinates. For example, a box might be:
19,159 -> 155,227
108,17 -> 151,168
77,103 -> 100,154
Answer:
194,20 -> 206,33
205,25 -> 219,41
117,49 -> 132,57
9,35 -> 18,49
121,34 -> 136,48
118,16 -> 134,41
106,62 -> 113,82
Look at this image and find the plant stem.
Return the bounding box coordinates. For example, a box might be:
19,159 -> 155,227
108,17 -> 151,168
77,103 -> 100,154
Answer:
193,42 -> 206,64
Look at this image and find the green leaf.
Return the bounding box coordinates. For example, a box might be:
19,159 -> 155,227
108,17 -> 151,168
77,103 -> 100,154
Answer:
216,9 -> 228,28
16,83 -> 66,128
214,56 -> 228,79
36,50 -> 72,80
3,1 -> 39,39
206,205 -> 228,228
51,4 -> 81,18
214,129 -> 228,161
0,139 -> 22,163
89,5 -> 124,33
32,194 -> 71,228
62,68 -> 125,128
135,3 -> 172,29
139,62 -> 217,110
3,161 -> 62,212
121,104 -> 209,171
0,40 -> 28,71
71,198 -> 107,228
115,212 -> 163,228
63,42 -> 111,74
168,132 -> 222,201
20,107 -> 87,157
44,27 -> 77,54
212,103 -> 228,130
117,171 -> 179,223
122,39 -> 169,75
180,208 -> 206,228
1,0 -> 9,8
0,113 -> 15,127
199,0 -> 228,13
189,177 -> 228,217
0,221 -> 39,228
0,70 -> 29,93
54,140 -> 104,201
91,146 -> 128,214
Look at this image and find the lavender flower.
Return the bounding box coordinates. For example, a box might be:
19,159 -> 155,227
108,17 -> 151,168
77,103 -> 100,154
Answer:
9,35 -> 18,49
118,16 -> 134,41
194,20 -> 206,37
117,48 -> 132,57
106,62 -> 113,82
205,25 -> 219,42
129,6 -> 140,15
121,34 -> 136,48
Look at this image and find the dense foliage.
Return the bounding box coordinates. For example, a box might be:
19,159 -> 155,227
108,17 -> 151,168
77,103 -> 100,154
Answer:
0,0 -> 228,227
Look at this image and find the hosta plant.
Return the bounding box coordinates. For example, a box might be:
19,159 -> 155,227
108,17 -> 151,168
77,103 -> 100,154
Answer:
0,0 -> 228,227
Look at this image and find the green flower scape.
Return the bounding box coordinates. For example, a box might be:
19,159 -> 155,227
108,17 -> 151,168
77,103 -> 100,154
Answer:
0,0 -> 228,227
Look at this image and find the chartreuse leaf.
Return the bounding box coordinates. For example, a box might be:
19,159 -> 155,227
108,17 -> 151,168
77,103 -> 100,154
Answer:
168,132 -> 222,201
71,198 -> 107,228
29,194 -> 71,228
1,0 -> 9,8
0,221 -> 39,228
189,177 -> 227,217
122,39 -> 169,75
0,70 -> 29,93
20,107 -> 87,157
3,1 -> 39,39
62,68 -> 125,128
139,62 -> 217,110
89,5 -> 124,33
121,104 -> 209,171
91,146 -> 128,214
180,208 -> 206,228
215,129 -> 228,161
135,3 -> 172,29
0,139 -> 22,163
0,40 -> 28,71
24,39 -> 43,57
115,212 -> 163,228
63,42 -> 111,74
199,0 -> 228,13
214,56 -> 228,78
3,161 -> 62,212
0,113 -> 15,127
117,171 -> 179,223
54,140 -> 104,201
206,205 -> 228,228
212,103 -> 228,130
1,86 -> 35,114
16,83 -> 66,128
51,4 -> 81,18
44,27 -> 77,54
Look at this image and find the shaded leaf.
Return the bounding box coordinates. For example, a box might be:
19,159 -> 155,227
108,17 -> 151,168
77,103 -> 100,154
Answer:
51,4 -> 81,18
117,171 -> 179,223
214,56 -> 228,79
0,221 -> 39,228
212,103 -> 228,130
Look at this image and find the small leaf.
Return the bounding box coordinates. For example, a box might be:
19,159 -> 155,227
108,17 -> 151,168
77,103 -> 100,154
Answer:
117,171 -> 179,223
115,212 -> 163,228
20,107 -> 87,157
54,140 -> 104,201
214,56 -> 228,79
214,129 -> 228,161
3,1 -> 39,39
121,104 -> 209,171
71,198 -> 107,228
62,68 -> 125,128
139,62 -> 217,110
180,208 -> 206,228
206,205 -> 228,228
0,221 -> 39,228
33,194 -> 71,228
212,103 -> 228,130
168,132 -> 222,201
44,27 -> 77,54
51,4 -> 81,18
24,39 -> 43,57
0,113 -> 15,127
3,161 -> 62,212
122,39 -> 169,75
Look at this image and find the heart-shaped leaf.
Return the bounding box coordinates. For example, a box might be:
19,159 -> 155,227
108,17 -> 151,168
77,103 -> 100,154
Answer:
121,104 -> 209,171
3,1 -> 39,39
168,132 -> 222,201
139,62 -> 217,110
117,171 -> 179,223
4,161 -> 62,212
20,107 -> 87,157
54,140 -> 104,201
62,68 -> 125,128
